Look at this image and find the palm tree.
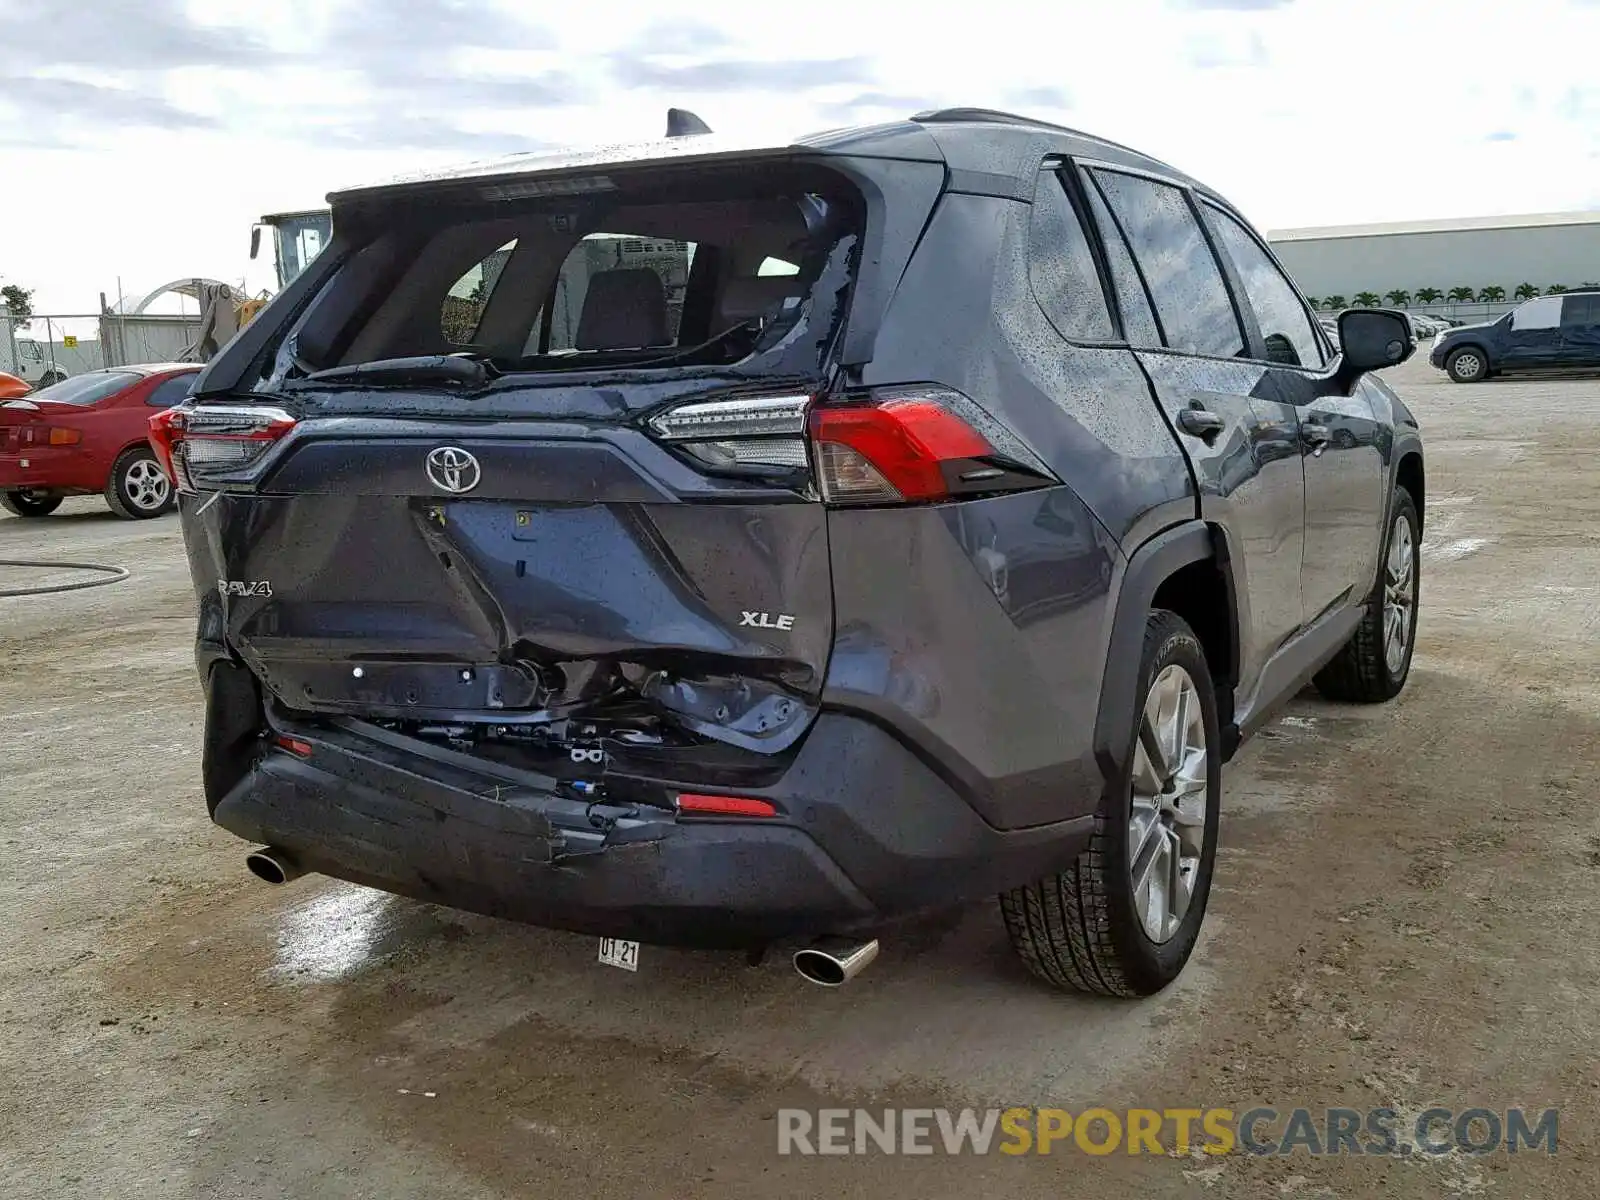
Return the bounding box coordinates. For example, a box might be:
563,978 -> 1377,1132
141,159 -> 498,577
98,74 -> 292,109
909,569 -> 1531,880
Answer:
1477,285 -> 1506,303
1323,295 -> 1347,312
1513,282 -> 1540,300
1304,296 -> 1320,311
1384,289 -> 1411,307
1447,287 -> 1476,304
1353,291 -> 1382,306
1415,287 -> 1443,305
1547,284 -> 1569,295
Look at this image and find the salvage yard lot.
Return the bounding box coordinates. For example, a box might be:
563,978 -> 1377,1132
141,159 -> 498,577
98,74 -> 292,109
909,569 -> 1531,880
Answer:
3,353 -> 1599,1198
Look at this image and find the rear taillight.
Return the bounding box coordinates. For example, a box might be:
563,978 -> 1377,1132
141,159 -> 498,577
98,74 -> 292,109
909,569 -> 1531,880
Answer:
647,393 -> 811,471
17,426 -> 81,446
649,385 -> 1054,506
150,405 -> 296,494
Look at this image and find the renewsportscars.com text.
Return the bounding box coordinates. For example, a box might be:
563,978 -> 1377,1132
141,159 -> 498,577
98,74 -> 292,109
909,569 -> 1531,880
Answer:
777,1107 -> 1558,1157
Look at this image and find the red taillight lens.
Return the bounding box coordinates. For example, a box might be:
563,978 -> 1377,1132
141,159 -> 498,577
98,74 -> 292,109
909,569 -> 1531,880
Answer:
150,405 -> 296,494
148,407 -> 183,483
809,386 -> 1054,505
675,793 -> 778,818
19,425 -> 81,446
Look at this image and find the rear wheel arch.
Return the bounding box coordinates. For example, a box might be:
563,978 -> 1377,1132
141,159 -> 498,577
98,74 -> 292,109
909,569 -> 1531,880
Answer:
1395,449 -> 1424,533
1094,522 -> 1240,781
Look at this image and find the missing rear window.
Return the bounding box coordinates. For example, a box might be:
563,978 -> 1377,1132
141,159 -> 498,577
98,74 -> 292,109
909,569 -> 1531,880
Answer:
273,166 -> 862,386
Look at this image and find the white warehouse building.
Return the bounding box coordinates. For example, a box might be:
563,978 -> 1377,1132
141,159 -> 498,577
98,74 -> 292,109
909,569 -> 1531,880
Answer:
1266,210 -> 1600,315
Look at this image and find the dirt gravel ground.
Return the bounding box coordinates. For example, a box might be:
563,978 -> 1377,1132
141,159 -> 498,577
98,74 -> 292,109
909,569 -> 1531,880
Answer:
3,352 -> 1599,1198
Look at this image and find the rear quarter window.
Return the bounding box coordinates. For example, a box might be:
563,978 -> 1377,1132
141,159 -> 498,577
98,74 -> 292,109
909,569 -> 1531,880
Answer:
1028,169 -> 1114,342
26,371 -> 140,406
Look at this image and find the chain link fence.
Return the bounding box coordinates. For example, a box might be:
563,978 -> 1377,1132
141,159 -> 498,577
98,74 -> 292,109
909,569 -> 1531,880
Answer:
3,311 -> 203,388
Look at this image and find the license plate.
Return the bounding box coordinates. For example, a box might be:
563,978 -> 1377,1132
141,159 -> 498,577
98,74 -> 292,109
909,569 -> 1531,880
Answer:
597,938 -> 640,972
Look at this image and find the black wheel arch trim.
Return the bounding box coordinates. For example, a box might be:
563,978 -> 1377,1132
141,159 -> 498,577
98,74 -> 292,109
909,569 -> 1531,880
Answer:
1092,521 -> 1233,785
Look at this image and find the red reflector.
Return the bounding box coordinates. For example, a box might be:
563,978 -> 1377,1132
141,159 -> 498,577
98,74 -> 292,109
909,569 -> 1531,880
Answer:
675,793 -> 778,818
274,735 -> 312,757
148,407 -> 184,487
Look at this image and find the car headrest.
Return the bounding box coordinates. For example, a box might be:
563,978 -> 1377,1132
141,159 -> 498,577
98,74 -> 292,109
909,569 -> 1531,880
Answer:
575,268 -> 669,351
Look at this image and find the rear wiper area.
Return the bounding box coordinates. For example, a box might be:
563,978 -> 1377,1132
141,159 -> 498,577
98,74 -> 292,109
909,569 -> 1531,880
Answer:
300,354 -> 496,388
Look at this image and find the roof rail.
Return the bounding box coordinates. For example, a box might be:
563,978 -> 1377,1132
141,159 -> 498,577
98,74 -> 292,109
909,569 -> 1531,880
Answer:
909,107 -> 1149,159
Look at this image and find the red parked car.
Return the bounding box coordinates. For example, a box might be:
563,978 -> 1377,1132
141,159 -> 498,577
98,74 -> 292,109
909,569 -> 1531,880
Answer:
0,364 -> 200,519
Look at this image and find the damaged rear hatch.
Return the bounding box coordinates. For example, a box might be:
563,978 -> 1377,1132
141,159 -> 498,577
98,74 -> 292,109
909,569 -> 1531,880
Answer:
169,142 -> 940,788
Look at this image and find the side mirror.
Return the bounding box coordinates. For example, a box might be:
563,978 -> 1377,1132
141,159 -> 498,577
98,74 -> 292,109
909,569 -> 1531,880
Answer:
249,225 -> 262,261
1337,308 -> 1413,385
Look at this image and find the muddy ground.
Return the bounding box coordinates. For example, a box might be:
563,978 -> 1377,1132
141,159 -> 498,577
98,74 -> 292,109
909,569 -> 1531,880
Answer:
3,352 -> 1598,1198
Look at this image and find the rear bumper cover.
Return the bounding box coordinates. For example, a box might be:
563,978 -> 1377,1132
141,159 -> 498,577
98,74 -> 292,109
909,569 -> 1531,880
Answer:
212,711 -> 1096,946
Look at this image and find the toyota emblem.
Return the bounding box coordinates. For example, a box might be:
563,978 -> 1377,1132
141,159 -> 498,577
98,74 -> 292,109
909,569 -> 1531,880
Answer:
425,446 -> 481,494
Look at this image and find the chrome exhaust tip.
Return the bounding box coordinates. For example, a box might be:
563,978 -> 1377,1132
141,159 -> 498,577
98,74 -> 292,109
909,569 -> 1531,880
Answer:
792,937 -> 880,987
245,846 -> 305,886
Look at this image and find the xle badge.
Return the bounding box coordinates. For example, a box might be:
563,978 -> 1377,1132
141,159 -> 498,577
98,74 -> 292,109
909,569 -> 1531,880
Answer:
740,611 -> 795,631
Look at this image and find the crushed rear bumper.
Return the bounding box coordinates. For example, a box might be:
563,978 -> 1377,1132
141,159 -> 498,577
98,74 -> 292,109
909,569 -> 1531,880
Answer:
211,709 -> 1095,947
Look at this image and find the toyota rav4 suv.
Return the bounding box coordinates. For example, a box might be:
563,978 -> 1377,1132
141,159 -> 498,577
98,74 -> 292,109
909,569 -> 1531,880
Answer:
161,109 -> 1424,996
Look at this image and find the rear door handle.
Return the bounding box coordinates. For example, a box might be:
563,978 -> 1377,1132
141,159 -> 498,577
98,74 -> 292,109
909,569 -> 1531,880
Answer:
1177,407 -> 1225,441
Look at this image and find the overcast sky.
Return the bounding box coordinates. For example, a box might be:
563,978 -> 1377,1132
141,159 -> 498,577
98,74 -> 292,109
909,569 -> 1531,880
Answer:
2,0 -> 1597,313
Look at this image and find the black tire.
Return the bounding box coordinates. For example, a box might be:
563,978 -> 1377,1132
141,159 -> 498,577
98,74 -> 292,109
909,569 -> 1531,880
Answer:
1314,488 -> 1420,703
0,489 -> 63,518
35,370 -> 66,389
1000,610 -> 1222,997
104,446 -> 174,519
1445,346 -> 1488,383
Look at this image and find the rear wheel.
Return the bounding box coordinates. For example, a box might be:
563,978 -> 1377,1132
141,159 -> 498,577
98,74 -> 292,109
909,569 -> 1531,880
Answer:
104,447 -> 173,519
0,489 -> 63,518
1446,347 -> 1488,383
36,370 -> 66,389
1001,610 -> 1221,996
1314,488 -> 1420,703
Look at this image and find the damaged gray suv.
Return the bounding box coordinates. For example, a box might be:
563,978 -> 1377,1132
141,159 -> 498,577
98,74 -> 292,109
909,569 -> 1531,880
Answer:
159,108 -> 1424,995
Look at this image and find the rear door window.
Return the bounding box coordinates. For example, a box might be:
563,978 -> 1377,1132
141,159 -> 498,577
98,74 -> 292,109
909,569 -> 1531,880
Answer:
1559,294 -> 1599,330
1089,170 -> 1245,360
1202,202 -> 1326,369
146,372 -> 200,407
1027,169 -> 1114,342
1078,175 -> 1162,347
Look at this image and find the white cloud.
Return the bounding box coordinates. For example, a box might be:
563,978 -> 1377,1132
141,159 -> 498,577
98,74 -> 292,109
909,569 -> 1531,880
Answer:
1,0 -> 1596,312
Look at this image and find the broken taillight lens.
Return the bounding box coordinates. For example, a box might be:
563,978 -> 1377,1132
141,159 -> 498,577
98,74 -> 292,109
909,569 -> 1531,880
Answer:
150,405 -> 297,494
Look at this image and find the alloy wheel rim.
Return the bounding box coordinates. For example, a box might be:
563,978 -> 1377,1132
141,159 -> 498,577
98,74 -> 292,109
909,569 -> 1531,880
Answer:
125,459 -> 170,511
1383,514 -> 1415,674
1454,353 -> 1481,378
1128,664 -> 1209,945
